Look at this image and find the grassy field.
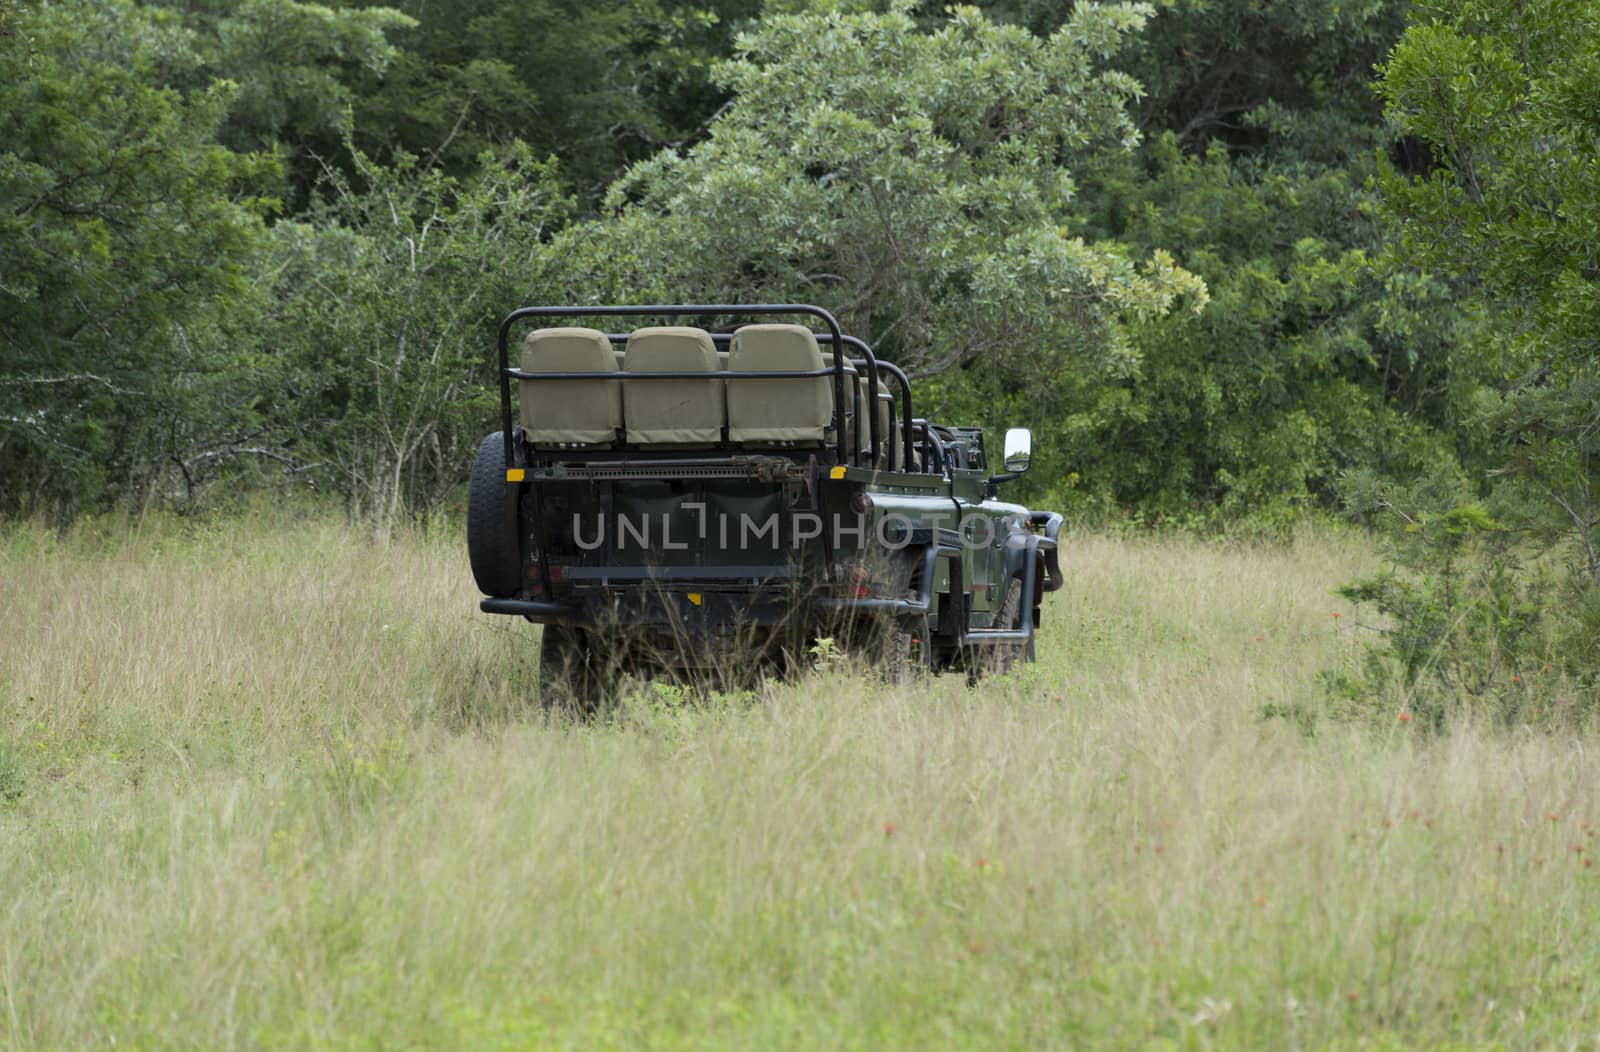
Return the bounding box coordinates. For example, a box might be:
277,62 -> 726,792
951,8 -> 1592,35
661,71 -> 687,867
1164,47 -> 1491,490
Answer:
2,512 -> 1598,1049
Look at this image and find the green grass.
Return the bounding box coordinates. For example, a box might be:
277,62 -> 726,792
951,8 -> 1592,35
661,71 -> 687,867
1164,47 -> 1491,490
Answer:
2,512 -> 1598,1049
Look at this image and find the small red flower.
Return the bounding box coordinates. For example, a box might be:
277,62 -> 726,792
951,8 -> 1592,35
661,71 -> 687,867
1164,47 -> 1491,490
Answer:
883,821 -> 896,837
975,857 -> 988,869
1331,611 -> 1342,619
1398,711 -> 1412,723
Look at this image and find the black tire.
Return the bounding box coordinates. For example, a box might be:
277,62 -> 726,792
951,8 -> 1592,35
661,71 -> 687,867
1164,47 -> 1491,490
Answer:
998,574 -> 1037,664
884,612 -> 932,683
539,624 -> 608,715
970,575 -> 1033,682
467,432 -> 522,598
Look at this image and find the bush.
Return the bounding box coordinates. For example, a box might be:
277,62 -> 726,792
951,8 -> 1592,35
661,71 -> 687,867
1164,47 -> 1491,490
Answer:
1326,472 -> 1599,730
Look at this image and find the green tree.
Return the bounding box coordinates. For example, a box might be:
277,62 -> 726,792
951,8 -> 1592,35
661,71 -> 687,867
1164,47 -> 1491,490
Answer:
1046,131 -> 1491,521
1378,0 -> 1600,586
0,0 -> 277,514
144,0 -> 415,204
1324,0 -> 1600,723
263,144 -> 572,530
943,0 -> 1497,522
345,0 -> 760,200
554,2 -> 1205,382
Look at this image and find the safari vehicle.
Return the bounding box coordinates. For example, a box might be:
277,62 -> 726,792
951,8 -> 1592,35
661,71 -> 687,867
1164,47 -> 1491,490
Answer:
467,303 -> 1063,708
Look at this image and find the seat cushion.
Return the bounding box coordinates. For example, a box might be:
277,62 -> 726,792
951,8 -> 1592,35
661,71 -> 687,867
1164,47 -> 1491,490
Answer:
519,327 -> 622,446
727,324 -> 833,444
623,327 -> 723,445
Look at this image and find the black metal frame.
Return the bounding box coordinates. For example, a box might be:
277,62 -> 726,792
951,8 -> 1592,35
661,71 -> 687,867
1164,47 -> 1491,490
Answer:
498,303 -> 914,470
834,335 -> 916,470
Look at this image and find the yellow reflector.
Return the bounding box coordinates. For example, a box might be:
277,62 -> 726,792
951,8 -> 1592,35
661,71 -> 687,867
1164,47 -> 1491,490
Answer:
505,468 -> 526,482
829,466 -> 847,480
686,593 -> 703,606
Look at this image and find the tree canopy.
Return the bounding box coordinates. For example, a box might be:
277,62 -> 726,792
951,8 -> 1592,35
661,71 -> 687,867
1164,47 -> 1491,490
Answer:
0,0 -> 1564,546
0,0 -> 277,511
1379,0 -> 1600,584
554,3 -> 1206,380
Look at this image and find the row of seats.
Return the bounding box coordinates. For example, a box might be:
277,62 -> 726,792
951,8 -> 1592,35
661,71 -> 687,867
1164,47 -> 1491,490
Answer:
519,323 -> 900,465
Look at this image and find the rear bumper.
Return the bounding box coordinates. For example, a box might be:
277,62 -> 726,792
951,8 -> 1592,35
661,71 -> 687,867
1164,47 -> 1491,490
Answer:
480,597 -> 580,619
481,587 -> 801,629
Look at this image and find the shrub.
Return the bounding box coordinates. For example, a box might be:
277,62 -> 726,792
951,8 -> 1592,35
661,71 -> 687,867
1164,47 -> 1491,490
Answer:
1327,472 -> 1599,730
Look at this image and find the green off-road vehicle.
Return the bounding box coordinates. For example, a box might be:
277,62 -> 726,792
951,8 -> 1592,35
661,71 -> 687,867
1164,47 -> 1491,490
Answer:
467,303 -> 1063,708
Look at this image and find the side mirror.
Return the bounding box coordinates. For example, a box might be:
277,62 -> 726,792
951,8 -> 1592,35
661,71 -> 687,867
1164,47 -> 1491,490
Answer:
1002,428 -> 1032,473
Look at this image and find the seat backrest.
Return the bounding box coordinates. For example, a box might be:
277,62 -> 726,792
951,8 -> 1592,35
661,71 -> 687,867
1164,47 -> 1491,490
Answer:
848,371 -> 865,463
519,327 -> 622,447
727,324 -> 833,445
623,326 -> 722,445
873,378 -> 900,470
832,354 -> 870,460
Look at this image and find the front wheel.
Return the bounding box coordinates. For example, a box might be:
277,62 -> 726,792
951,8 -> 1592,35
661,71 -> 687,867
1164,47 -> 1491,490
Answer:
871,612 -> 931,683
969,575 -> 1033,682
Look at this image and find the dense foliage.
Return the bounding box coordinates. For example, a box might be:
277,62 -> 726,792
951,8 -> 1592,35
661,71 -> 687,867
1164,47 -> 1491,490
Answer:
556,4 -> 1207,377
0,0 -> 1424,520
1330,0 -> 1600,722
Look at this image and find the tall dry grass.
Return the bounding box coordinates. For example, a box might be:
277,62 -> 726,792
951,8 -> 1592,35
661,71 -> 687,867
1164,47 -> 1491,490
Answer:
1,512 -> 1597,1049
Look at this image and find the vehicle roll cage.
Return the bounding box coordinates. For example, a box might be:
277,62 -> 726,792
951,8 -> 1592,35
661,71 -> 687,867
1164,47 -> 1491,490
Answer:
496,303 -> 917,471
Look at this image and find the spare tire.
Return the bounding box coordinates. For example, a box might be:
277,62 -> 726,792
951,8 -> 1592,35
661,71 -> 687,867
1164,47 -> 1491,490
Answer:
467,432 -> 522,598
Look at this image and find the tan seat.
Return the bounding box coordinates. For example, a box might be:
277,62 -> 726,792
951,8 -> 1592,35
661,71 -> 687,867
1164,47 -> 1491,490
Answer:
846,371 -> 864,461
822,353 -> 864,459
519,327 -> 622,447
624,327 -> 722,445
871,378 -> 898,469
727,324 -> 833,445
835,374 -> 895,469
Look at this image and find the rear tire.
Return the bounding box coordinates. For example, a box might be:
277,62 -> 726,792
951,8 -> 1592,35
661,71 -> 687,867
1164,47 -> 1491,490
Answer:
467,432 -> 521,598
539,624 -> 609,715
